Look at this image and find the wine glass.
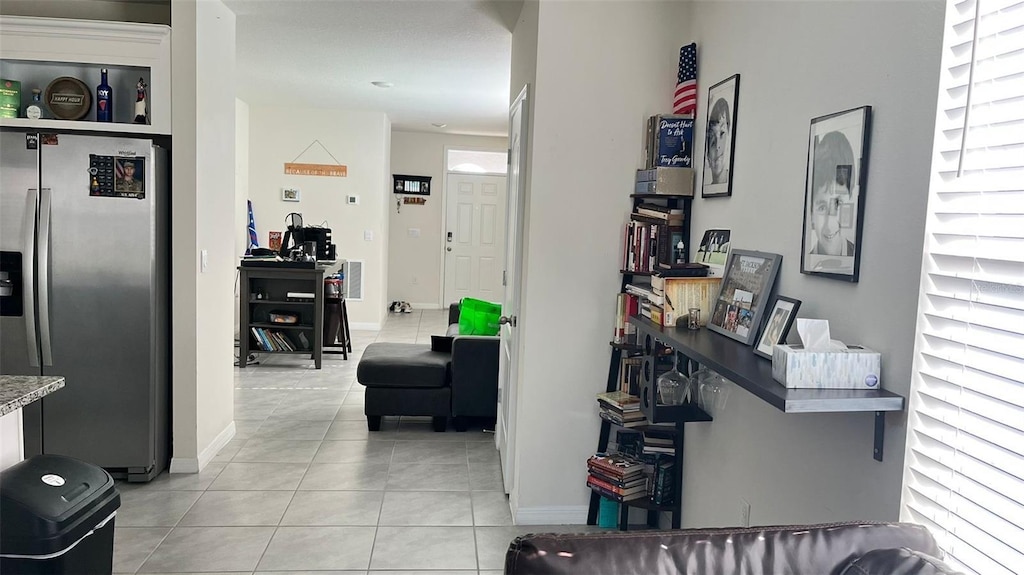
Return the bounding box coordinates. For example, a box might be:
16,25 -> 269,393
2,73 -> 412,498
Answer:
657,352 -> 691,405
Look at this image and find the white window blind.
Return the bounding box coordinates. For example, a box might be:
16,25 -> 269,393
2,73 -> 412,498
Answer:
900,0 -> 1024,573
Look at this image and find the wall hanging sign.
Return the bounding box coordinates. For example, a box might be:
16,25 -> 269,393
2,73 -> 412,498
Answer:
284,139 -> 347,177
393,174 -> 431,195
403,196 -> 426,205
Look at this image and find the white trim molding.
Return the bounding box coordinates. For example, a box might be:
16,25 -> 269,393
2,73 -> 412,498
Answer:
170,420 -> 236,474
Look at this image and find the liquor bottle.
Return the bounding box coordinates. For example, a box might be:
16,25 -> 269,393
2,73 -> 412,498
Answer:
25,89 -> 46,120
96,68 -> 113,122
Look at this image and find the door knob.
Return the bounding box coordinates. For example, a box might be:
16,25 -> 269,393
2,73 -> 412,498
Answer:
499,315 -> 516,326
446,247 -> 452,252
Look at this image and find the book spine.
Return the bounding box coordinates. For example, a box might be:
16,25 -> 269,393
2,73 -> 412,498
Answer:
587,480 -> 626,502
250,327 -> 266,351
649,224 -> 658,272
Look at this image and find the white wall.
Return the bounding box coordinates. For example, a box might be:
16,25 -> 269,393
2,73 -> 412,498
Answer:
677,0 -> 943,527
169,0 -> 236,473
511,0 -> 943,527
0,0 -> 170,24
234,99 -> 250,338
388,130 -> 508,307
248,106 -> 391,329
511,0 -> 688,522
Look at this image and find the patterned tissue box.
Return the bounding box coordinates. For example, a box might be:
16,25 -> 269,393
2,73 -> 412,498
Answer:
772,344 -> 881,389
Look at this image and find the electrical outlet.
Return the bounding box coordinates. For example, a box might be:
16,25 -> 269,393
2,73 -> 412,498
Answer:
740,499 -> 751,527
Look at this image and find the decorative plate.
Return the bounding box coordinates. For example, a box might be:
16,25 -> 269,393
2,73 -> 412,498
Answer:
44,76 -> 91,120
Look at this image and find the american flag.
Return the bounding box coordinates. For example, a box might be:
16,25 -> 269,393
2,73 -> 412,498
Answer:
246,200 -> 260,253
674,43 -> 698,115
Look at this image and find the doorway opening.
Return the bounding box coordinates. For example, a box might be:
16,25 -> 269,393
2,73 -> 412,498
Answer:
441,148 -> 508,306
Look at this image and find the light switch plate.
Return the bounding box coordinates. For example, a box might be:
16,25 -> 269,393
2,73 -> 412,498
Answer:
408,228 -> 420,238
364,230 -> 373,241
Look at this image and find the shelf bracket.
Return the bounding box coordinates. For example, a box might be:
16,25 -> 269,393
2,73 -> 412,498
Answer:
873,411 -> 885,462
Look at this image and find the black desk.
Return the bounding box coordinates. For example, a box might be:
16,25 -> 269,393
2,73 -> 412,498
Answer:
238,266 -> 324,369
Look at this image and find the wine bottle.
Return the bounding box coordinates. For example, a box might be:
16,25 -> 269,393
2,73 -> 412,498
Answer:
96,68 -> 112,122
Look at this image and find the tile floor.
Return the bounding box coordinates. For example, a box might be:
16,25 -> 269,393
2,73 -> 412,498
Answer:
112,309 -> 587,574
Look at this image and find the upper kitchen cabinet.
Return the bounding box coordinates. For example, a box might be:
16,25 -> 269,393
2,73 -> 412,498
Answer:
0,16 -> 170,135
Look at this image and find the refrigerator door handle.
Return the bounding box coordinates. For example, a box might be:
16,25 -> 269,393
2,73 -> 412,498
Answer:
24,188 -> 40,367
39,187 -> 53,366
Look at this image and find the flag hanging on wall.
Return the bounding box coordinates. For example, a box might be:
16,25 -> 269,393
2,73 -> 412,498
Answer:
246,200 -> 259,254
674,43 -> 698,115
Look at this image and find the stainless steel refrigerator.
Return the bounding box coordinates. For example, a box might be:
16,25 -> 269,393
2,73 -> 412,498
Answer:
0,131 -> 169,482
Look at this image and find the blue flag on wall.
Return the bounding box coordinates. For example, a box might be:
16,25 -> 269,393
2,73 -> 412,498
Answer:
246,200 -> 259,254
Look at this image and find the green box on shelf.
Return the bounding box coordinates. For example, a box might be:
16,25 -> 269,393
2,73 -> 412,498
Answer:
0,78 -> 21,118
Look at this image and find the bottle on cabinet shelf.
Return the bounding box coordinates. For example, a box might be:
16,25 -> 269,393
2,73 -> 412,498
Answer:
96,68 -> 112,122
26,89 -> 47,120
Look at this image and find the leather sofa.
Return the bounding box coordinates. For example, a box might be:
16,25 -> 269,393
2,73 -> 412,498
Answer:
357,303 -> 498,432
504,521 -> 961,575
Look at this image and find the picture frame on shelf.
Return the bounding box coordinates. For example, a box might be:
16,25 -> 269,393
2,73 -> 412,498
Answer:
753,296 -> 802,360
707,249 -> 782,345
282,188 -> 300,202
701,74 -> 740,198
800,105 -> 872,282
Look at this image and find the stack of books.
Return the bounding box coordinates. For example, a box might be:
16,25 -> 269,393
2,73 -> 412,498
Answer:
586,453 -> 648,502
597,391 -> 647,428
642,428 -> 675,455
612,293 -> 641,343
621,218 -> 685,273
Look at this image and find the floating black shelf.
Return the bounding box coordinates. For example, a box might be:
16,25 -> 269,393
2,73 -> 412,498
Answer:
619,270 -> 653,276
629,315 -> 905,462
249,349 -> 312,355
249,299 -> 315,305
609,341 -> 642,353
629,193 -> 694,199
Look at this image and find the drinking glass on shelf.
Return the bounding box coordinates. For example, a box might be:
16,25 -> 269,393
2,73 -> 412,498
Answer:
695,367 -> 732,416
657,352 -> 691,405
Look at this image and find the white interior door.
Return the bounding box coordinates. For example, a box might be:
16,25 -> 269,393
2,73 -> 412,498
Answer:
443,173 -> 506,305
496,85 -> 528,494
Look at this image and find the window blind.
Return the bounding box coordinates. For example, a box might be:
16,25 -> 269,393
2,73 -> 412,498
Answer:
900,0 -> 1024,574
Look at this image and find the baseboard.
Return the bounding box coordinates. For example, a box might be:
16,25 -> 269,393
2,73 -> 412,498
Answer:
350,321 -> 382,330
197,420 -> 236,471
513,505 -> 589,525
409,302 -> 443,310
168,457 -> 198,474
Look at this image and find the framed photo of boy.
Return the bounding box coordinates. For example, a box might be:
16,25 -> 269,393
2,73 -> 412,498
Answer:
701,74 -> 740,198
800,106 -> 871,282
707,249 -> 782,345
753,296 -> 802,360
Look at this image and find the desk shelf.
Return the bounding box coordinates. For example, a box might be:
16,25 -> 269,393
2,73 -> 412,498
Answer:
629,315 -> 906,461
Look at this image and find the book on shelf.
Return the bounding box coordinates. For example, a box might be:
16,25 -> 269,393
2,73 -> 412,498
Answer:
644,114 -> 695,169
635,167 -> 696,196
660,276 -> 722,328
599,410 -> 647,428
596,391 -> 640,411
587,453 -> 646,480
622,220 -> 685,272
588,469 -> 648,490
586,475 -> 648,500
613,294 -> 640,342
587,478 -> 647,502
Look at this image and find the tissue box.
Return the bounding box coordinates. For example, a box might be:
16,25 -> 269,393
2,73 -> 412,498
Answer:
772,344 -> 881,389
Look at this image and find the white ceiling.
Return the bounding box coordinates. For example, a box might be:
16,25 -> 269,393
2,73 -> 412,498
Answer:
224,0 -> 520,137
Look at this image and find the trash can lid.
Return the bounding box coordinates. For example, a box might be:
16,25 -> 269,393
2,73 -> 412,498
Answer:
0,454 -> 120,557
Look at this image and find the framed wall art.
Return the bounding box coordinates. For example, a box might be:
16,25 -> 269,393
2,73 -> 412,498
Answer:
707,249 -> 782,345
701,74 -> 739,198
753,296 -> 802,360
800,106 -> 872,282
282,188 -> 300,202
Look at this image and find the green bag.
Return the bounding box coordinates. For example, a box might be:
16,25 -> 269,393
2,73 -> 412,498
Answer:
458,297 -> 502,336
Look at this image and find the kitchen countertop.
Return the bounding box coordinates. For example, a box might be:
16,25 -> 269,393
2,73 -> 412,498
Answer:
0,375 -> 65,417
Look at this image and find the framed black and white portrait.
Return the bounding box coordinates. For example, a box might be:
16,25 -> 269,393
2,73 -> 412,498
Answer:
753,296 -> 801,360
701,74 -> 740,198
800,106 -> 872,282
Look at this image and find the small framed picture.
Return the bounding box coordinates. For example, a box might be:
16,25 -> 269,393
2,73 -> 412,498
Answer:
282,188 -> 300,202
701,74 -> 740,198
800,106 -> 872,282
707,249 -> 782,345
753,296 -> 802,360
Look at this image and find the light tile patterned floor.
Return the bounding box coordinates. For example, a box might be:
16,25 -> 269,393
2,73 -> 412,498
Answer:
112,309 -> 560,574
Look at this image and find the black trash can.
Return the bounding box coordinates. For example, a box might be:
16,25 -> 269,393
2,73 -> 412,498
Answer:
0,454 -> 121,574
